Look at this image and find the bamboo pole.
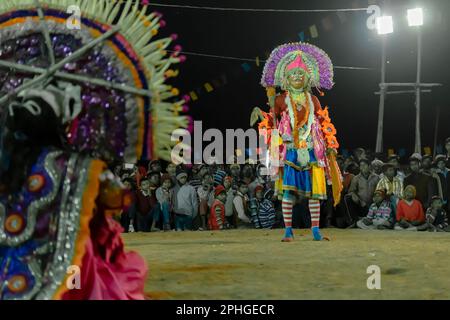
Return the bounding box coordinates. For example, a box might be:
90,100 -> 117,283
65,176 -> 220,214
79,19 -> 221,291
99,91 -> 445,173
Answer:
34,0 -> 55,66
0,60 -> 152,98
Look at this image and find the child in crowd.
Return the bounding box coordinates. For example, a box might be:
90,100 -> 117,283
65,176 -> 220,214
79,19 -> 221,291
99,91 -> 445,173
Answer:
233,180 -> 252,228
155,174 -> 174,231
223,176 -> 236,227
197,173 -> 215,230
135,176 -> 158,232
121,177 -> 136,233
173,169 -> 198,231
426,196 -> 449,232
395,185 -> 427,231
250,185 -> 276,229
209,185 -> 229,230
357,189 -> 393,230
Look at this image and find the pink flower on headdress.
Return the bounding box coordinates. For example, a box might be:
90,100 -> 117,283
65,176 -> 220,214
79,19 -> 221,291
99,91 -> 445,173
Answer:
286,53 -> 308,73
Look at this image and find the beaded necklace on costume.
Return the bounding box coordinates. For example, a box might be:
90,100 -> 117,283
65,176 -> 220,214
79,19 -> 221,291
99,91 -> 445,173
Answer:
285,89 -> 315,148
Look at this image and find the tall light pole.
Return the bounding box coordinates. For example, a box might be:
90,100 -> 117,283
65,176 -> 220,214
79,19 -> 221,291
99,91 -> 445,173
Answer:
375,7 -> 441,155
408,8 -> 424,153
375,14 -> 393,154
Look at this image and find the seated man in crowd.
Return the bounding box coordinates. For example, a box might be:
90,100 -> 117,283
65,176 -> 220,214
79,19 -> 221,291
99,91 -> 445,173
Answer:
249,185 -> 276,229
395,185 -> 427,231
357,189 -> 393,230
425,196 -> 449,232
345,158 -> 380,226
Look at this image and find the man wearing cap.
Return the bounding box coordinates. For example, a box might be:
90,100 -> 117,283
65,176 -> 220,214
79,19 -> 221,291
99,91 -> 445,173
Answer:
345,159 -> 380,225
249,185 -> 276,229
371,159 -> 384,177
404,156 -> 435,209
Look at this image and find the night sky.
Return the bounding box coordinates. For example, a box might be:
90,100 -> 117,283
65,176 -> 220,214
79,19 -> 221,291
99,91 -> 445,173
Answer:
155,0 -> 450,157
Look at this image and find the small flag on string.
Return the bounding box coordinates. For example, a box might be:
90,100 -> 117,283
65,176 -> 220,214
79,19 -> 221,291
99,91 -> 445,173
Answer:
398,148 -> 407,158
309,25 -> 319,38
436,144 -> 444,154
321,16 -> 334,31
212,78 -> 222,88
298,31 -> 305,42
189,91 -> 198,101
204,82 -> 214,93
341,149 -> 349,157
241,63 -> 251,72
423,147 -> 432,155
236,149 -> 243,157
220,74 -> 228,85
255,56 -> 260,67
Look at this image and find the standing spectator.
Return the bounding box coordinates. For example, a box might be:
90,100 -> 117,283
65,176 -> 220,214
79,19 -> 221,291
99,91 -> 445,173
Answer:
197,174 -> 215,230
210,160 -> 227,187
357,189 -> 393,230
445,137 -> 450,168
345,159 -> 380,225
121,178 -> 137,233
223,176 -> 236,226
135,176 -> 158,232
173,168 -> 198,231
387,154 -> 406,184
229,164 -> 241,190
190,164 -> 209,192
421,155 -> 433,175
166,162 -> 178,186
250,185 -> 276,229
353,148 -> 367,162
377,163 -> 404,216
148,160 -> 162,175
404,156 -> 434,209
155,174 -> 174,231
371,159 -> 384,177
209,185 -> 228,230
426,196 -> 449,232
233,180 -> 252,228
435,155 -> 450,209
395,185 -> 427,231
148,171 -> 161,231
241,164 -> 255,190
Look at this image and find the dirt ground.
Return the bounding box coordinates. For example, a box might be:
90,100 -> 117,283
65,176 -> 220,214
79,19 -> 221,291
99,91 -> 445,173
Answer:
122,228 -> 450,300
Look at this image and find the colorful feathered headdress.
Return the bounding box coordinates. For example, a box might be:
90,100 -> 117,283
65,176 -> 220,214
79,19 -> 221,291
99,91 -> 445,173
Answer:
261,42 -> 334,90
0,0 -> 190,163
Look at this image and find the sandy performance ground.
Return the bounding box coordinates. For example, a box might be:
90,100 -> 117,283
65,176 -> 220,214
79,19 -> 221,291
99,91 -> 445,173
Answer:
123,229 -> 450,300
